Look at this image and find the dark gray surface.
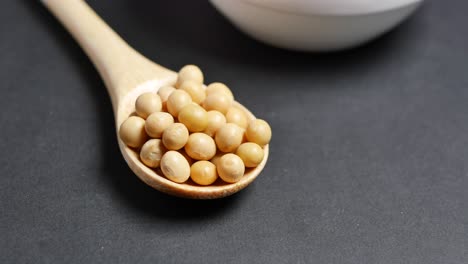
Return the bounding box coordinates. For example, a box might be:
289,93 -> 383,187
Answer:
1,1 -> 467,263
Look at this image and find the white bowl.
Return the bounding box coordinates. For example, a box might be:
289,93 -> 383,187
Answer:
209,0 -> 423,51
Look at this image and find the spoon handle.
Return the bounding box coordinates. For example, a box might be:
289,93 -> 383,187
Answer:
42,0 -> 176,107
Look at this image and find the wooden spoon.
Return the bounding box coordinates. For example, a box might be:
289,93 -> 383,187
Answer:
42,0 -> 269,199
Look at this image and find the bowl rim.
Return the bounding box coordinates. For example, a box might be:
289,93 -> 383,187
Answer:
235,0 -> 423,16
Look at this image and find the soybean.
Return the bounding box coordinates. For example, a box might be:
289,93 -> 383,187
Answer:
185,133 -> 217,160
225,107 -> 248,129
162,123 -> 189,150
236,142 -> 264,167
217,154 -> 245,183
176,65 -> 203,87
140,139 -> 166,168
215,123 -> 244,152
157,86 -> 176,110
135,92 -> 162,119
119,116 -> 148,148
178,104 -> 208,132
160,151 -> 191,183
203,110 -> 226,137
167,90 -> 192,117
203,93 -> 232,115
245,119 -> 272,146
206,82 -> 234,101
180,80 -> 206,104
190,161 -> 218,186
145,112 -> 174,138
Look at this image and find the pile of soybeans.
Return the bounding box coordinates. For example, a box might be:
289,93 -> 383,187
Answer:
119,65 -> 271,185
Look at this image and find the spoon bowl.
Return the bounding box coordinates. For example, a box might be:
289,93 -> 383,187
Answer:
42,0 -> 269,199
117,82 -> 268,199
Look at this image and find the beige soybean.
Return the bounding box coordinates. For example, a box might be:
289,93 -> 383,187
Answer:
140,139 -> 166,168
176,64 -> 204,87
190,161 -> 218,186
215,123 -> 244,153
160,151 -> 191,183
119,116 -> 148,148
225,107 -> 248,129
203,111 -> 226,137
157,86 -> 176,110
217,154 -> 245,183
178,104 -> 208,132
135,92 -> 162,119
162,123 -> 189,150
167,90 -> 192,117
236,142 -> 264,167
185,133 -> 217,161
246,119 -> 272,146
203,93 -> 232,115
206,82 -> 234,101
179,80 -> 206,104
145,112 -> 174,138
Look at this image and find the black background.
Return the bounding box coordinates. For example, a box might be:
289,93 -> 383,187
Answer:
1,1 -> 467,263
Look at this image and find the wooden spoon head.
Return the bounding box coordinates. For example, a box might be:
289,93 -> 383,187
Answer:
115,79 -> 269,199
